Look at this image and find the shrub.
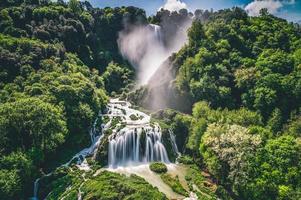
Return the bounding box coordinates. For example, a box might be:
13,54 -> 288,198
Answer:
149,162 -> 168,174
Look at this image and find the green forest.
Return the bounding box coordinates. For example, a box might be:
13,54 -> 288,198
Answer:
0,0 -> 300,200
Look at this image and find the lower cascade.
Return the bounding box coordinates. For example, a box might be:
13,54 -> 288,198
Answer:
32,99 -> 178,199
103,99 -> 171,168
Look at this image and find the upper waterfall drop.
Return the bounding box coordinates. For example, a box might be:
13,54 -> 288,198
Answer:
101,99 -> 171,169
149,24 -> 163,43
118,23 -> 168,85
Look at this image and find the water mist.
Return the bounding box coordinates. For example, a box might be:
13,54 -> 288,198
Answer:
118,20 -> 191,86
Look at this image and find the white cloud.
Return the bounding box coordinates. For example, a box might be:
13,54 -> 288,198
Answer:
159,0 -> 187,12
245,0 -> 295,16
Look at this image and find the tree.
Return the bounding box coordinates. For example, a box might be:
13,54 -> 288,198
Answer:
246,136 -> 301,200
0,97 -> 67,154
68,0 -> 81,15
101,62 -> 133,94
286,116 -> 301,137
188,20 -> 205,48
0,152 -> 34,199
259,8 -> 269,16
200,123 -> 262,194
0,169 -> 21,200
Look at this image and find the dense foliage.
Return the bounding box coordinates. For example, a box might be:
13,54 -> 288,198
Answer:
0,0 -> 146,199
175,8 -> 301,123
151,8 -> 301,200
179,98 -> 300,200
1,1 -> 301,200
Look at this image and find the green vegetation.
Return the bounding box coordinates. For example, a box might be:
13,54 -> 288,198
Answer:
185,166 -> 220,200
155,8 -> 301,200
178,99 -> 301,200
160,173 -> 188,196
0,33 -> 108,198
177,155 -> 194,164
149,162 -> 168,174
41,168 -> 167,200
0,1 -> 301,200
0,0 -> 146,199
110,116 -> 122,129
145,8 -> 301,200
176,9 -> 301,123
82,171 -> 166,200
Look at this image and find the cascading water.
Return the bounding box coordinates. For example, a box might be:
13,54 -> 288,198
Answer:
103,99 -> 171,168
169,129 -> 180,157
31,99 -> 179,199
149,24 -> 163,43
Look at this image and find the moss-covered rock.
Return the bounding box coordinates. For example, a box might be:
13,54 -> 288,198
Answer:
111,116 -> 122,129
130,114 -> 139,121
149,162 -> 168,174
95,134 -> 109,166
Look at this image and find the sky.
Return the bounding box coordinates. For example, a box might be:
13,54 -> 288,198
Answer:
87,0 -> 301,22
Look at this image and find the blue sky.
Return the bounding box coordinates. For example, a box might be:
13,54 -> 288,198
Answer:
88,0 -> 301,22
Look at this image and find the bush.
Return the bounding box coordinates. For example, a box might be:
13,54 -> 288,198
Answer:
149,162 -> 168,174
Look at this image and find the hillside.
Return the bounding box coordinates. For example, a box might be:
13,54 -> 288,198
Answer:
0,1 -> 301,200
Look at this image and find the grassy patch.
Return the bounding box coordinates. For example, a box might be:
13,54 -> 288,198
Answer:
82,171 -> 167,200
41,168 -> 167,200
160,173 -> 188,196
149,162 -> 168,174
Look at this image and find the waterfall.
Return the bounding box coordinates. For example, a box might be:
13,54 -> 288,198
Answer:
108,126 -> 170,168
118,23 -> 167,85
31,178 -> 40,200
149,24 -> 163,43
31,99 -> 175,198
169,129 -> 180,156
64,115 -> 103,168
103,99 -> 170,169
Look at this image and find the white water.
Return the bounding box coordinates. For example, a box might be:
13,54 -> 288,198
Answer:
104,99 -> 171,168
169,129 -> 180,157
31,99 -> 180,199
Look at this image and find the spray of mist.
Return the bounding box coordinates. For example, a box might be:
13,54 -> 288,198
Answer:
118,17 -> 191,86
